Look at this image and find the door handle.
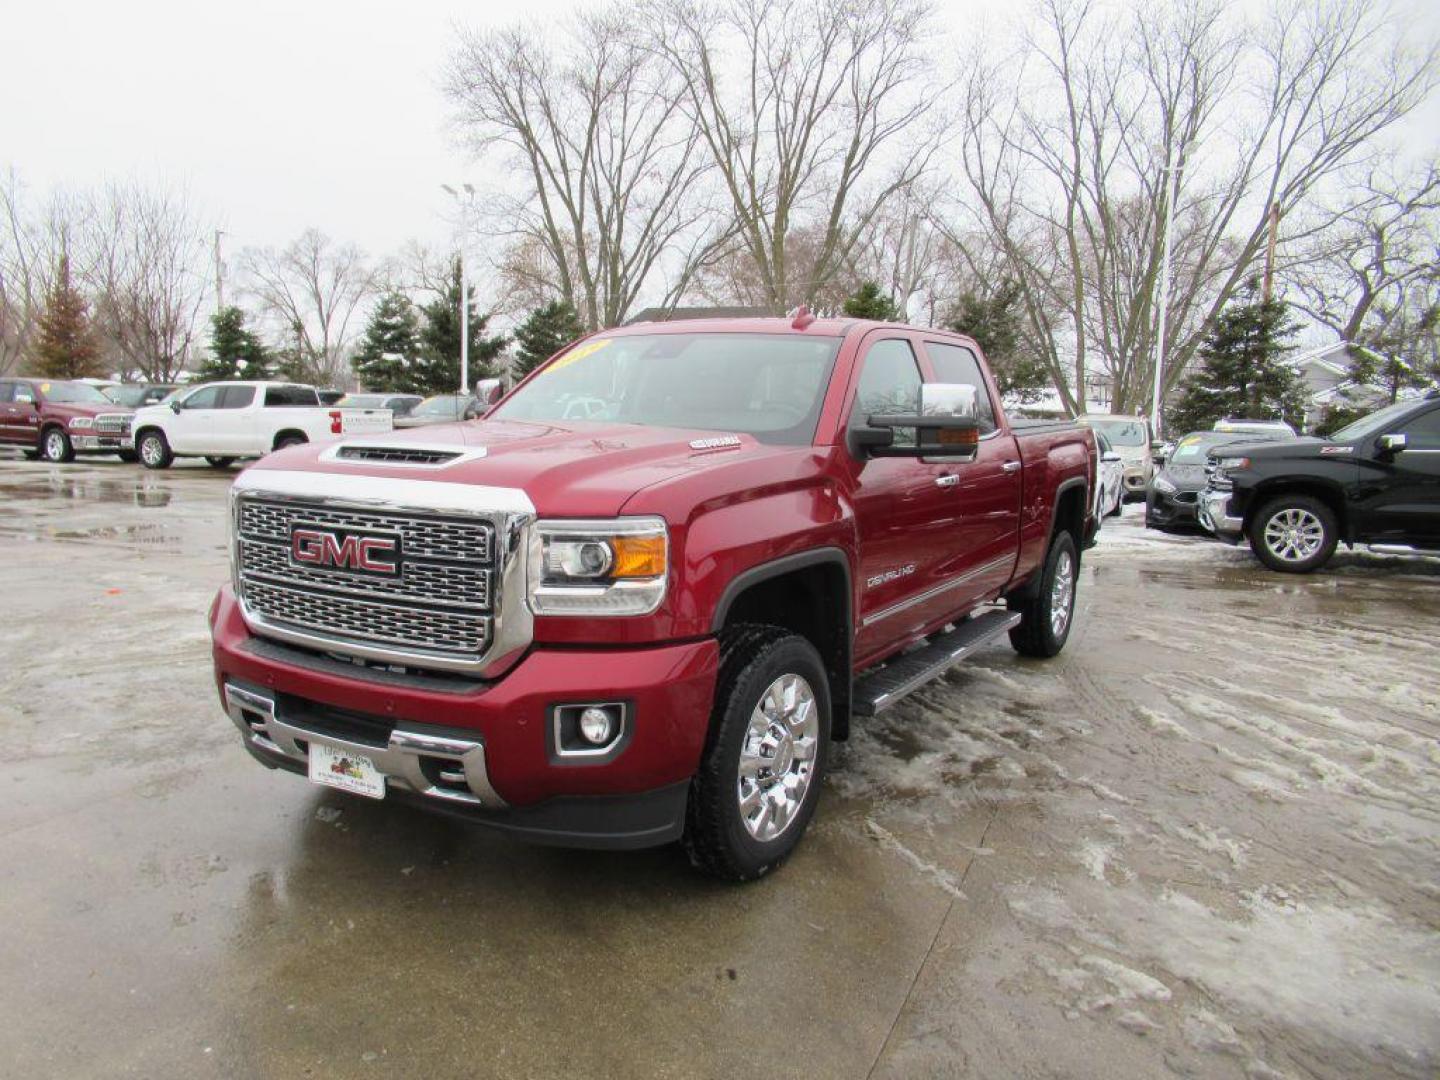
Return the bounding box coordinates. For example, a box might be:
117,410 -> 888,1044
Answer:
1002,461 -> 1022,473
935,474 -> 960,488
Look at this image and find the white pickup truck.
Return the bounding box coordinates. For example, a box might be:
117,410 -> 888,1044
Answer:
129,381 -> 394,469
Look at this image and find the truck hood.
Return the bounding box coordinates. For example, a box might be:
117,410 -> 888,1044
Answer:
50,402 -> 134,421
1209,437 -> 1335,463
245,418 -> 804,518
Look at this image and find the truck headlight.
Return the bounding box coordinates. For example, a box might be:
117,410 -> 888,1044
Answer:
529,517 -> 668,616
1214,456 -> 1251,476
69,417 -> 94,430
1152,474 -> 1177,495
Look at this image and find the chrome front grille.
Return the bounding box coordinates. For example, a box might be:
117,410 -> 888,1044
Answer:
235,493 -> 504,668
95,413 -> 132,435
239,501 -> 491,563
240,579 -> 489,656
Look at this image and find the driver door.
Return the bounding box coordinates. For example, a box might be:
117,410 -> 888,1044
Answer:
167,385 -> 223,453
1357,405 -> 1440,544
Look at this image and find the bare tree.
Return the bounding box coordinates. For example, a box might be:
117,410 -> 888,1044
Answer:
86,182 -> 211,382
955,0 -> 1436,416
1283,159 -> 1439,345
241,230 -> 376,386
446,9 -> 726,331
652,0 -> 942,314
0,172 -> 82,377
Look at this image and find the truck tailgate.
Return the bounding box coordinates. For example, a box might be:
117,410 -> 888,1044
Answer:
337,409 -> 393,434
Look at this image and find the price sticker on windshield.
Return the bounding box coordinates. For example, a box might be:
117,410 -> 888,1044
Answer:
545,339 -> 611,375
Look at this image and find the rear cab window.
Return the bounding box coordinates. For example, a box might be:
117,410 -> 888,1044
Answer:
264,385 -> 320,408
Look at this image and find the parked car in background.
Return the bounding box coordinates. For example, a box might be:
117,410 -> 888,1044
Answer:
1213,417 -> 1296,438
212,316 -> 1097,880
1148,429 -> 1295,532
129,381 -> 393,469
393,392 -> 484,428
337,392 -> 423,418
1078,414 -> 1155,501
0,377 -> 137,462
1200,392 -> 1440,572
1095,431 -> 1125,518
104,384 -> 178,408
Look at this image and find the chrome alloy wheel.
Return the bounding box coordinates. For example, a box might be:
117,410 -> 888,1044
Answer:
139,435 -> 164,467
1050,548 -> 1075,637
1263,508 -> 1324,563
737,673 -> 818,842
44,430 -> 67,461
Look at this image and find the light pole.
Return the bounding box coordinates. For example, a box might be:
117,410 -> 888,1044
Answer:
1151,158 -> 1182,443
441,183 -> 476,394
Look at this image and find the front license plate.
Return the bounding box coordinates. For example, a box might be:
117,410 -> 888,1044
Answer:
308,741 -> 385,799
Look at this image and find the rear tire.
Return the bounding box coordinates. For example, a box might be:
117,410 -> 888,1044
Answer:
137,430 -> 173,470
205,456 -> 236,468
1247,494 -> 1338,574
683,625 -> 830,883
117,450 -> 139,463
1008,531 -> 1079,658
22,449 -> 40,461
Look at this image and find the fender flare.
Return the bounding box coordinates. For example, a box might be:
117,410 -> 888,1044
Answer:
710,546 -> 853,633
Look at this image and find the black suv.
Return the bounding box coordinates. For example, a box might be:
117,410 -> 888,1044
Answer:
1199,392 -> 1440,572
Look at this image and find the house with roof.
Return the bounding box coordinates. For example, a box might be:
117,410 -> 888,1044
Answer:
1286,341 -> 1396,429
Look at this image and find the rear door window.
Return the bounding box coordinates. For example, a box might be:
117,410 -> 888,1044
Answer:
219,386 -> 256,409
923,342 -> 998,434
265,385 -> 319,408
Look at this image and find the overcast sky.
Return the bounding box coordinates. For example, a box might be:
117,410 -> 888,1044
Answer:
3,0 -> 1437,269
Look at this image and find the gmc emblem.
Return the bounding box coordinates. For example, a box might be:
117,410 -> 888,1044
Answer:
290,526 -> 401,576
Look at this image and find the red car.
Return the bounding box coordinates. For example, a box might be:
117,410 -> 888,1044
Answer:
0,378 -> 137,462
210,316 -> 1097,880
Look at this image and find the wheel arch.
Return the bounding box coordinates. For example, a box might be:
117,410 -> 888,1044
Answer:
711,548 -> 853,740
1243,479 -> 1349,540
1050,477 -> 1090,545
272,429 -> 309,450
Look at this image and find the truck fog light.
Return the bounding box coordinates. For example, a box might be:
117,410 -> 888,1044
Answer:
579,707 -> 615,745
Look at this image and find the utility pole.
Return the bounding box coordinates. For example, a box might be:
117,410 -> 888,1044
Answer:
213,230 -> 226,311
1262,202 -> 1280,303
1151,160 -> 1181,442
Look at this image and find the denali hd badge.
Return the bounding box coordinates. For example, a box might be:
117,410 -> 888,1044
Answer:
290,525 -> 402,576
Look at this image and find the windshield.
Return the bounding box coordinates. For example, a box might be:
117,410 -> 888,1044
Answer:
1168,432 -> 1261,464
1085,418 -> 1149,447
412,395 -> 465,417
1329,400 -> 1420,444
105,386 -> 147,407
39,382 -> 111,405
493,332 -> 843,445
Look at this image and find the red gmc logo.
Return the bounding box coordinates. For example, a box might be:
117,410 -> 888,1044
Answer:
290,527 -> 400,575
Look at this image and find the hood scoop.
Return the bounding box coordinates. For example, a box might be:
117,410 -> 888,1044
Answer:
323,442 -> 487,468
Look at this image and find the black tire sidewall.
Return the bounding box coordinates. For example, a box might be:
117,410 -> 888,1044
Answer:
706,636 -> 831,878
1039,532 -> 1078,654
1249,496 -> 1338,573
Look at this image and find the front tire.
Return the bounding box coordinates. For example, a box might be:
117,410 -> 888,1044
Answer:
684,625 -> 831,882
137,430 -> 173,470
205,456 -> 236,468
1248,495 -> 1338,573
41,427 -> 74,463
1008,530 -> 1078,658
117,450 -> 138,463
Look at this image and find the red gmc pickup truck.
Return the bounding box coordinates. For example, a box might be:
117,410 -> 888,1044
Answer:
211,316 -> 1097,880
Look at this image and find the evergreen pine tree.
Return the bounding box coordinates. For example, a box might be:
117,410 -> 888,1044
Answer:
196,306 -> 272,382
34,254 -> 102,379
946,279 -> 1049,401
1168,280 -> 1306,434
512,300 -> 584,379
415,259 -> 507,395
841,281 -> 902,322
352,291 -> 421,391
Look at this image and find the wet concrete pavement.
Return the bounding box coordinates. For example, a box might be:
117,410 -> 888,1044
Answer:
0,458 -> 1436,1079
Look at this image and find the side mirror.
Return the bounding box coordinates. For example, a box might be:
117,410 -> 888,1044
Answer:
1377,433 -> 1407,455
475,377 -> 504,410
170,400 -> 182,414
1151,440 -> 1165,451
863,382 -> 982,459
1152,452 -> 1166,465
1103,451 -> 1124,464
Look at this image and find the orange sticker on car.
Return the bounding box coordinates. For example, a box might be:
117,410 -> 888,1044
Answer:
545,339 -> 611,374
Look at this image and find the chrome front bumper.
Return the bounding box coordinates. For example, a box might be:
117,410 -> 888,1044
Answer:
1199,489 -> 1243,541
224,682 -> 507,809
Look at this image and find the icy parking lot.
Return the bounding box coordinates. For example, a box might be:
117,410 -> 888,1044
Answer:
0,463 -> 1436,1079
